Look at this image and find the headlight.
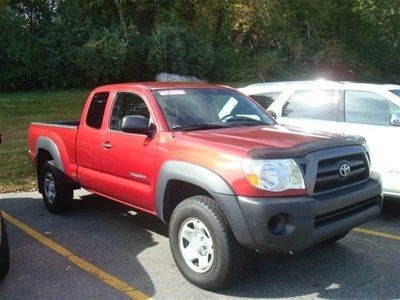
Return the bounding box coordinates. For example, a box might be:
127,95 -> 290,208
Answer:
242,159 -> 305,192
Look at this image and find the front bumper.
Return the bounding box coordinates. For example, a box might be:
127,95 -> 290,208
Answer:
235,176 -> 382,252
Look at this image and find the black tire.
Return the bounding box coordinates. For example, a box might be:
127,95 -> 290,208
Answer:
0,214 -> 10,278
321,230 -> 350,244
40,161 -> 73,214
169,196 -> 245,290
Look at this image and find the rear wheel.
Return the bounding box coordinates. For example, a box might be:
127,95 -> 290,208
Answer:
40,161 -> 73,214
169,196 -> 245,290
0,214 -> 10,278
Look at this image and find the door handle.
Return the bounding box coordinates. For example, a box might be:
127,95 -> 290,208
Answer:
102,142 -> 112,149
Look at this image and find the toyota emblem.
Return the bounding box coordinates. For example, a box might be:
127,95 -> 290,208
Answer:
339,163 -> 351,178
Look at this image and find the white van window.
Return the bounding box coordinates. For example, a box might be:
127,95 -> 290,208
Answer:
249,92 -> 281,109
389,89 -> 400,97
282,90 -> 335,121
345,91 -> 400,126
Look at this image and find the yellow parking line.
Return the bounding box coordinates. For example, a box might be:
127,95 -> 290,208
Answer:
353,227 -> 400,242
2,211 -> 152,300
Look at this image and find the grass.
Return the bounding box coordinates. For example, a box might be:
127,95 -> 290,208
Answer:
0,89 -> 90,193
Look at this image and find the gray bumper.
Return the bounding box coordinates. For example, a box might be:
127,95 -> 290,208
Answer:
216,177 -> 382,252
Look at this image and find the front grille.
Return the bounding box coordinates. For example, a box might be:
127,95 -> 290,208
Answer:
314,197 -> 377,227
314,153 -> 369,193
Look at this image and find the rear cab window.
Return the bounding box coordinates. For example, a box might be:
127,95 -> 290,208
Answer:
86,92 -> 109,129
282,89 -> 336,121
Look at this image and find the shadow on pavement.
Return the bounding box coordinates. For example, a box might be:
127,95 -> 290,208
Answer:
0,192 -> 158,298
219,240 -> 399,298
77,193 -> 168,237
62,193 -> 400,298
381,197 -> 400,219
1,191 -> 399,299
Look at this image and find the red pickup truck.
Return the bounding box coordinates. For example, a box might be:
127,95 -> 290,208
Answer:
28,82 -> 382,290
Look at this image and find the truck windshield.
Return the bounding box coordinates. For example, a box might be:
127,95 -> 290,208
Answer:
152,88 -> 274,130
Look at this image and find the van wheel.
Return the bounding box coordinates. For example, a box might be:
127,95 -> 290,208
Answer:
0,214 -> 10,278
169,196 -> 245,290
40,161 -> 73,214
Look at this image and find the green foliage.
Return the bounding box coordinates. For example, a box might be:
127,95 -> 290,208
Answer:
0,7 -> 41,89
147,24 -> 214,79
1,0 -> 400,89
37,1 -> 89,89
77,27 -> 129,84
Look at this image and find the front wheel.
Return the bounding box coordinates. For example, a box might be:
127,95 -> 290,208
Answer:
169,196 -> 245,290
40,161 -> 73,214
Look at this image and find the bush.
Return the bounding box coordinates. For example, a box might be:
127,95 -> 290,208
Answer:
0,8 -> 41,90
147,24 -> 215,79
38,17 -> 90,89
76,27 -> 129,85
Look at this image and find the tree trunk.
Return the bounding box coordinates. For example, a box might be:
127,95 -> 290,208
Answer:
114,0 -> 128,40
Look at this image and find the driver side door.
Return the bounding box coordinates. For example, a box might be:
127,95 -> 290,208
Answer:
101,92 -> 158,211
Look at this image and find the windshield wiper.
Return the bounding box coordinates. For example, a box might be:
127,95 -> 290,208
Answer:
172,123 -> 228,131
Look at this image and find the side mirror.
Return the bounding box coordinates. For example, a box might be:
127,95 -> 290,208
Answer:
390,112 -> 400,126
267,110 -> 277,120
121,115 -> 156,137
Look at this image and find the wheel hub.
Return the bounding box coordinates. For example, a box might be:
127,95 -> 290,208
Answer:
43,172 -> 56,204
194,233 -> 209,256
178,218 -> 214,273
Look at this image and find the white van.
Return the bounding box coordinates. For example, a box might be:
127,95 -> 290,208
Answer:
239,80 -> 400,199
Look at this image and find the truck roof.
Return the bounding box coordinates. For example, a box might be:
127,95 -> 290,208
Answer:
94,82 -> 232,91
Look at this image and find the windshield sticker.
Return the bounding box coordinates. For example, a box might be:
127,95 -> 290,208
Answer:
159,90 -> 186,96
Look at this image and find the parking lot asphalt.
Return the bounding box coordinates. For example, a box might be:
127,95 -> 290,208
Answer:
0,191 -> 399,299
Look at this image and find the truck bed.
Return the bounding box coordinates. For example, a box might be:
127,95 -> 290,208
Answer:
28,121 -> 79,179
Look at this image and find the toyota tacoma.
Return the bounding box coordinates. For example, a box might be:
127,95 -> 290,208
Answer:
28,82 -> 382,290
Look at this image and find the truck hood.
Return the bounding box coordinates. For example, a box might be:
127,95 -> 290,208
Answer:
178,124 -> 365,158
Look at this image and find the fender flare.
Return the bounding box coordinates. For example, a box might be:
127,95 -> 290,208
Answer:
156,160 -> 256,249
35,136 -> 64,172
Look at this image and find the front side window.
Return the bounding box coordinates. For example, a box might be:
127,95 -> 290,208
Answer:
345,91 -> 400,126
110,93 -> 150,131
282,90 -> 335,121
86,92 -> 109,129
152,88 -> 273,130
249,92 -> 282,109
